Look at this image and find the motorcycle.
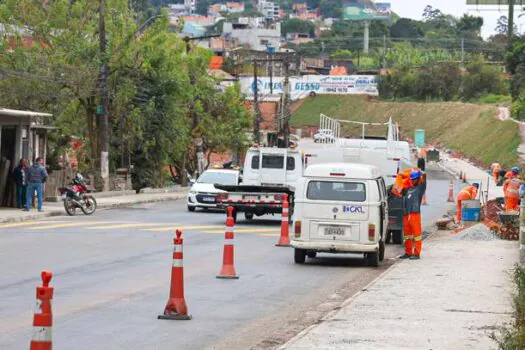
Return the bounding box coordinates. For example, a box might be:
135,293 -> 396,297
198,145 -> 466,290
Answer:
58,174 -> 97,216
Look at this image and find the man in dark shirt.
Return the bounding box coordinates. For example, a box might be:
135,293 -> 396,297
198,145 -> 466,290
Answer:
25,157 -> 48,212
399,169 -> 426,260
12,159 -> 27,209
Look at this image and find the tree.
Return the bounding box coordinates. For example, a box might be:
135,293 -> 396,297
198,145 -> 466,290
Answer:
390,18 -> 425,39
456,14 -> 483,37
422,5 -> 442,21
319,0 -> 343,19
281,18 -> 316,37
495,16 -> 517,36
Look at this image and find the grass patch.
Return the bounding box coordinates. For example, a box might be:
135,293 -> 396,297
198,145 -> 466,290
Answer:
491,265 -> 525,349
292,95 -> 520,169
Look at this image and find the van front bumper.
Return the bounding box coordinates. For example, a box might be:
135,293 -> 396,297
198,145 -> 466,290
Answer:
291,240 -> 379,253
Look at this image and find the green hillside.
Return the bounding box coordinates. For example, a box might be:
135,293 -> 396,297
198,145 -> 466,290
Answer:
292,95 -> 520,169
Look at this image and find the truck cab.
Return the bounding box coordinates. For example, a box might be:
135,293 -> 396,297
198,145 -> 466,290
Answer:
291,163 -> 388,267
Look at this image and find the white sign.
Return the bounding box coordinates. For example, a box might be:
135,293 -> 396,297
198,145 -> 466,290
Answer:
239,75 -> 378,100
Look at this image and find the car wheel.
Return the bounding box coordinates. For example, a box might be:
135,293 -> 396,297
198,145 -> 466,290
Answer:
294,248 -> 306,264
392,230 -> 403,245
379,240 -> 385,262
367,251 -> 379,267
188,206 -> 196,212
306,251 -> 317,259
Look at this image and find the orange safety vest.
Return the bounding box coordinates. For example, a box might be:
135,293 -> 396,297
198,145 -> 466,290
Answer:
505,178 -> 521,199
392,167 -> 423,197
505,171 -> 516,179
457,186 -> 477,201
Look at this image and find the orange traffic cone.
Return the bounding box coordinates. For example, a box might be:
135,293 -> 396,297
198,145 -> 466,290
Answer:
158,230 -> 192,320
447,179 -> 454,203
30,271 -> 53,350
422,193 -> 428,206
217,207 -> 239,279
276,194 -> 291,247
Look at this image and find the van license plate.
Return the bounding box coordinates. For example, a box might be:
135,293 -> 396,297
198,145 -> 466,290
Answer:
324,227 -> 346,236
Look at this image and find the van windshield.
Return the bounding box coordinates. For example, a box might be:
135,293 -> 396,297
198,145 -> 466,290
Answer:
307,181 -> 366,202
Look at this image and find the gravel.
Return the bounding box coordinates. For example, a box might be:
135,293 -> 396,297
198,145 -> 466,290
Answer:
455,223 -> 500,241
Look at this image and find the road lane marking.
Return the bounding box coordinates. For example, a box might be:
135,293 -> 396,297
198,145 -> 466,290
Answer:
144,225 -> 223,232
258,233 -> 281,237
87,223 -> 172,230
0,220 -> 66,228
25,222 -> 110,230
202,228 -> 281,234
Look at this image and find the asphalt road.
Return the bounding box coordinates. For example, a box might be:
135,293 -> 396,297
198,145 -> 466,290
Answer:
0,167 -> 454,350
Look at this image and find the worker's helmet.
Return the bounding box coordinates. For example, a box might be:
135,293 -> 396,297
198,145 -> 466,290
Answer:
410,170 -> 421,180
512,167 -> 521,174
472,182 -> 480,188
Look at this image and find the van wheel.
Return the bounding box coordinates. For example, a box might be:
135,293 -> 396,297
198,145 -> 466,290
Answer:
244,212 -> 254,220
294,249 -> 306,264
392,230 -> 403,245
306,251 -> 317,259
379,241 -> 385,262
367,251 -> 379,267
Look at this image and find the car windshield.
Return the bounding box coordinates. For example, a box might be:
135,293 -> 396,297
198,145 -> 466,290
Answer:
197,171 -> 237,185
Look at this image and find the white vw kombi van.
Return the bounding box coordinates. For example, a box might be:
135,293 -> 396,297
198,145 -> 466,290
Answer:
291,163 -> 388,267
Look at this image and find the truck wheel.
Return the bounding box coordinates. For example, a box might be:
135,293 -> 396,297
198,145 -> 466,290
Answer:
244,212 -> 254,220
294,249 -> 306,264
392,230 -> 403,245
367,251 -> 379,267
306,251 -> 317,259
379,241 -> 385,262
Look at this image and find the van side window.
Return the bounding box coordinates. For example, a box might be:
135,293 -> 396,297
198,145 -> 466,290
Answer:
287,157 -> 295,171
251,155 -> 260,169
307,181 -> 366,202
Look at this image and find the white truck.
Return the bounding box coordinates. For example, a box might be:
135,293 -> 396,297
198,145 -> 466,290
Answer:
215,117 -> 413,237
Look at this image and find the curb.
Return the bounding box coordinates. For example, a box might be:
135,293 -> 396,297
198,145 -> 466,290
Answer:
0,193 -> 187,224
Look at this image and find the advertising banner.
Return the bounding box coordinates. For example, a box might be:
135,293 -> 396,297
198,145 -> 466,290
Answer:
239,75 -> 378,100
343,1 -> 391,21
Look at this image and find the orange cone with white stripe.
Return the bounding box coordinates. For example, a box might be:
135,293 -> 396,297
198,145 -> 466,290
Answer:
447,180 -> 454,203
158,230 -> 192,320
217,207 -> 239,279
276,194 -> 291,247
30,271 -> 53,350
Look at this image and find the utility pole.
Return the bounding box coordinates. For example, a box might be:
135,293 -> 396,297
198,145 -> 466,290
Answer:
253,59 -> 261,144
98,0 -> 109,192
183,34 -> 221,177
461,38 -> 465,63
508,0 -> 515,44
282,57 -> 291,148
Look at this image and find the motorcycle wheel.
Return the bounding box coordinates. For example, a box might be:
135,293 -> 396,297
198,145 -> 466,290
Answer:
81,197 -> 97,215
64,197 -> 77,216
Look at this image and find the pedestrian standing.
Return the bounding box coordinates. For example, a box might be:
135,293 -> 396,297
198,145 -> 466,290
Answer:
456,183 -> 479,223
25,157 -> 48,212
490,161 -> 501,184
12,159 -> 27,209
504,167 -> 521,212
399,169 -> 426,260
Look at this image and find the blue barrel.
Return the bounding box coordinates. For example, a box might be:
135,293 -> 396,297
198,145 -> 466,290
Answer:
414,129 -> 425,147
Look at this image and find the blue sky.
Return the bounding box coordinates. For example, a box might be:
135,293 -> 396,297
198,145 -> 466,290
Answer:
387,0 -> 525,38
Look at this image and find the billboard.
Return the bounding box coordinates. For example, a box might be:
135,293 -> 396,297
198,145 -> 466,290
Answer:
466,0 -> 524,4
239,75 -> 378,100
343,1 -> 392,21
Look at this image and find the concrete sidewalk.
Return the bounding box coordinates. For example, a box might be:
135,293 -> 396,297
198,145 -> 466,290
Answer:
281,230 -> 517,350
0,189 -> 188,224
439,153 -> 504,200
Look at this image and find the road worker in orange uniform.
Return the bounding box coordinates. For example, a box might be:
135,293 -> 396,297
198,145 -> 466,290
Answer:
504,167 -> 522,212
456,183 -> 479,223
490,161 -> 501,184
398,169 -> 426,260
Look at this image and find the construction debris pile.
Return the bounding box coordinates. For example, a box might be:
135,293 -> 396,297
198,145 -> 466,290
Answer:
483,200 -> 519,241
455,223 -> 499,241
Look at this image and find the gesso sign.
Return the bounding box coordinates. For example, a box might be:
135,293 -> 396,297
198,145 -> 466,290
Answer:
239,75 -> 378,100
